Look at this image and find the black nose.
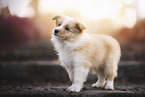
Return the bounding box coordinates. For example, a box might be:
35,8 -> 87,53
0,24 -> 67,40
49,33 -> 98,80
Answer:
54,29 -> 59,35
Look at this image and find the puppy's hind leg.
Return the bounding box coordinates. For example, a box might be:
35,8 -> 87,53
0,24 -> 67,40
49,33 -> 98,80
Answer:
105,76 -> 114,90
104,47 -> 120,90
92,69 -> 106,88
68,65 -> 90,92
104,62 -> 118,90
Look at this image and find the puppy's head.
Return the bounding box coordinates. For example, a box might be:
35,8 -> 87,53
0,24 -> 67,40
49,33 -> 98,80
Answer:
52,15 -> 86,41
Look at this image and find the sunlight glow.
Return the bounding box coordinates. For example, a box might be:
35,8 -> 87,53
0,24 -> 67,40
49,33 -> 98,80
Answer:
122,0 -> 134,4
122,8 -> 137,28
39,0 -> 139,28
138,0 -> 145,18
2,0 -> 145,28
39,0 -> 123,21
8,0 -> 34,17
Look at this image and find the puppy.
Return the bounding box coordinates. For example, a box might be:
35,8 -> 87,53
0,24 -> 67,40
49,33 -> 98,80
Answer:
51,15 -> 121,92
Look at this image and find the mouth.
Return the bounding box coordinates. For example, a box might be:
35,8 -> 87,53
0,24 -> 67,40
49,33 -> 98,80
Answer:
54,35 -> 59,38
53,33 -> 62,39
54,32 -> 59,36
54,34 -> 66,40
54,33 -> 59,37
54,34 -> 59,38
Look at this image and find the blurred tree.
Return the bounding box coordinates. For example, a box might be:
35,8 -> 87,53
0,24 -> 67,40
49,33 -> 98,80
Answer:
132,19 -> 145,42
114,19 -> 145,44
0,16 -> 42,47
0,6 -> 11,18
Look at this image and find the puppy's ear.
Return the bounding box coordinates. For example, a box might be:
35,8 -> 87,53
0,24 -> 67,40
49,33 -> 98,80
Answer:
75,22 -> 86,32
52,15 -> 64,20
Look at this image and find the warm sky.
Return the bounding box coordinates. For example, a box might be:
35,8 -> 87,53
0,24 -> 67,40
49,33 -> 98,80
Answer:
0,0 -> 145,28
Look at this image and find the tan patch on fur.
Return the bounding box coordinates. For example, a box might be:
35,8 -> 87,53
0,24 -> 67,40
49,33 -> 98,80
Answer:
55,21 -> 85,41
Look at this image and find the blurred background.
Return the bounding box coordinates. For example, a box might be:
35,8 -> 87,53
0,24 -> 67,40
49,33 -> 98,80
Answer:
0,0 -> 145,61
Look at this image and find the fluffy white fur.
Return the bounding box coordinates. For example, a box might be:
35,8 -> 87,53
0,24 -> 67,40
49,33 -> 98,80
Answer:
51,15 -> 121,92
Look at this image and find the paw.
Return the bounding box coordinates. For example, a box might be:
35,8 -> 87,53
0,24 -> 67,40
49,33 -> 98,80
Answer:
105,83 -> 114,90
67,84 -> 82,92
92,82 -> 105,88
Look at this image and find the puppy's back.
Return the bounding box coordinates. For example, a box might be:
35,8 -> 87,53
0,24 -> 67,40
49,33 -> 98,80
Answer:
87,34 -> 121,64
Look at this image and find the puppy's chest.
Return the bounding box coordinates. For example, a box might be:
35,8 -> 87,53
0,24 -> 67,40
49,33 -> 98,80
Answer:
54,38 -> 84,66
59,49 -> 75,66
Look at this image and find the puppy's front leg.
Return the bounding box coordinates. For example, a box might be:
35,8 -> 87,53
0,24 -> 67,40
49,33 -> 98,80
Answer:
68,65 -> 89,92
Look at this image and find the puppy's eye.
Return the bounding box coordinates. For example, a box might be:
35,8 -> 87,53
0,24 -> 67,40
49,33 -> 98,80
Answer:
58,24 -> 61,26
65,27 -> 70,31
